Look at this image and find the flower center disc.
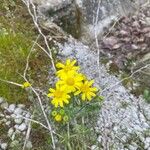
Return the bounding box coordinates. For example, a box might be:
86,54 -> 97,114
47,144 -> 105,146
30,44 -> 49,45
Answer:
55,90 -> 63,98
81,85 -> 89,93
66,78 -> 75,86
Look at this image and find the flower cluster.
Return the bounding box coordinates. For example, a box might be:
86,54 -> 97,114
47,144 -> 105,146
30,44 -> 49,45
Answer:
22,82 -> 31,88
51,109 -> 69,122
47,59 -> 98,109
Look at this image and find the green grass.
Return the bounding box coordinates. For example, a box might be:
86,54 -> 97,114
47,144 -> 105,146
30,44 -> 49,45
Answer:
0,0 -> 49,103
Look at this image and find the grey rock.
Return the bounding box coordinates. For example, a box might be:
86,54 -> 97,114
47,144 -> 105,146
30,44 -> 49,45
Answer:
8,128 -> 14,137
25,112 -> 30,118
5,121 -> 11,126
14,108 -> 23,115
11,132 -> 16,141
17,104 -> 25,108
1,102 -> 8,109
26,141 -> 33,149
145,137 -> 150,144
11,114 -> 16,118
14,118 -> 23,124
18,123 -> 27,131
14,125 -> 19,130
1,143 -> 7,150
91,145 -> 98,150
5,115 -> 10,119
8,104 -> 16,113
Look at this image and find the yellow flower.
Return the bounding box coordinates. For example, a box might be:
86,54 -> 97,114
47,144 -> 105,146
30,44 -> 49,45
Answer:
56,59 -> 79,77
47,84 -> 70,107
57,71 -> 84,93
22,82 -> 31,88
75,80 -> 98,101
54,114 -> 62,122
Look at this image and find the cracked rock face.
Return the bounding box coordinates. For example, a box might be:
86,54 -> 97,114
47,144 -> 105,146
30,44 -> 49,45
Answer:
33,0 -> 74,19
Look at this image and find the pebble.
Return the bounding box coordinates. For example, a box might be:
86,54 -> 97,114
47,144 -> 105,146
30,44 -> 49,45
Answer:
1,143 -> 8,150
8,104 -> 16,113
145,137 -> 150,144
11,114 -> 16,118
14,125 -> 19,130
91,145 -> 98,150
25,112 -> 30,118
14,108 -> 23,115
5,121 -> 11,126
1,102 -> 8,109
18,123 -> 27,131
0,114 -> 4,117
8,128 -> 14,137
11,132 -> 16,141
5,115 -> 10,119
128,145 -> 137,150
17,104 -> 25,108
14,118 -> 23,124
26,141 -> 32,149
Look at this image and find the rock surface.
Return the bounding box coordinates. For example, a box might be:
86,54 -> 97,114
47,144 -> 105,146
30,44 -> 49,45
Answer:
58,37 -> 150,149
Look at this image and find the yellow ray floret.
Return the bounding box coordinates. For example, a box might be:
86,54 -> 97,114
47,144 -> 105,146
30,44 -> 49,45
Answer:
57,71 -> 84,93
47,84 -> 70,107
75,80 -> 98,101
56,59 -> 80,77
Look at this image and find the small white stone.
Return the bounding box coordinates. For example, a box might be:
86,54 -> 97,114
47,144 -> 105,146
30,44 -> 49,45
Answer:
5,115 -> 10,119
26,141 -> 32,149
11,114 -> 16,118
97,136 -> 102,143
128,145 -> 137,150
5,121 -> 11,126
14,118 -> 23,124
145,137 -> 150,144
14,125 -> 19,129
11,132 -> 16,141
8,104 -> 16,113
1,143 -> 8,150
91,145 -> 98,150
1,102 -> 8,109
18,123 -> 27,131
25,112 -> 30,118
0,114 -> 5,117
8,128 -> 14,137
144,143 -> 150,149
17,104 -> 25,108
14,108 -> 23,115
